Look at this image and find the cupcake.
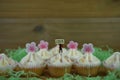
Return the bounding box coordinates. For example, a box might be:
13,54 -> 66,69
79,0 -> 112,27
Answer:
74,43 -> 101,76
36,40 -> 50,60
19,42 -> 46,75
67,41 -> 83,62
0,53 -> 16,74
103,52 -> 120,71
47,52 -> 72,77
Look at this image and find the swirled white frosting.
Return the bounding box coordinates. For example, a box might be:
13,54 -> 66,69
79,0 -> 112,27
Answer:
103,52 -> 120,69
36,49 -> 50,60
0,53 -> 16,72
75,53 -> 101,67
48,52 -> 72,67
67,49 -> 83,60
49,45 -> 67,56
20,52 -> 45,68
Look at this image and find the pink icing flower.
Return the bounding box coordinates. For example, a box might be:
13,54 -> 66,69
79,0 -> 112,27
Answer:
38,40 -> 48,49
26,42 -> 38,53
81,43 -> 94,53
67,41 -> 78,49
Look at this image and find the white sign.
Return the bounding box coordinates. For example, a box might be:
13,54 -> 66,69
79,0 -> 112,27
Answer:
55,39 -> 65,44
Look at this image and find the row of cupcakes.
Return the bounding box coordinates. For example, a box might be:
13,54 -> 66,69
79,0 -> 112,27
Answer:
0,40 -> 120,77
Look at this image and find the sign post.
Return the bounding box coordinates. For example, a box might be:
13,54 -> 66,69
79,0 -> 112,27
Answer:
55,39 -> 65,53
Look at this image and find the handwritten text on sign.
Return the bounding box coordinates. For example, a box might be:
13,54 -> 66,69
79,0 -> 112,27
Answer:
55,39 -> 65,44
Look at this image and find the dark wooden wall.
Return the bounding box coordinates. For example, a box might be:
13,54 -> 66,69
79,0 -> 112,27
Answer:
0,0 -> 120,51
0,0 -> 120,18
0,18 -> 120,50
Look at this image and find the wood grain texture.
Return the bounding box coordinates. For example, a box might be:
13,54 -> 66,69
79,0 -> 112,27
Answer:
0,18 -> 120,51
0,0 -> 120,18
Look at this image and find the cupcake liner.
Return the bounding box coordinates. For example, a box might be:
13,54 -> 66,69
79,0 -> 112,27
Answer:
103,62 -> 116,72
21,67 -> 44,75
0,71 -> 8,76
75,65 -> 99,76
48,66 -> 72,77
15,62 -> 45,76
98,65 -> 108,75
71,64 -> 77,74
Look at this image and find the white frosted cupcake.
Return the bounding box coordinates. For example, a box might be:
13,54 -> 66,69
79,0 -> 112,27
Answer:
49,45 -> 67,57
47,52 -> 72,77
0,53 -> 16,73
19,42 -> 45,75
67,41 -> 83,62
103,52 -> 120,71
36,40 -> 50,60
74,43 -> 101,76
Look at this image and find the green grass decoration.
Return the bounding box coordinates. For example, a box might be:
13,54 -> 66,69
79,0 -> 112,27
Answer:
115,67 -> 120,78
103,71 -> 117,80
5,47 -> 27,62
74,75 -> 83,80
93,47 -> 113,62
8,77 -> 21,80
86,76 -> 101,80
8,70 -> 25,78
7,70 -> 40,80
0,76 -> 6,80
0,71 -> 120,80
62,73 -> 74,80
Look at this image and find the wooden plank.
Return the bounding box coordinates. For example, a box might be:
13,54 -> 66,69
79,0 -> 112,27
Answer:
1,18 -> 120,23
0,18 -> 120,50
0,0 -> 120,18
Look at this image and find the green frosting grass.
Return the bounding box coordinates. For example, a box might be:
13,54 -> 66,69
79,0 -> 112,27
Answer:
46,71 -> 120,80
93,47 -> 113,62
0,69 -> 120,80
5,47 -> 27,62
47,71 -> 120,80
0,70 -> 41,80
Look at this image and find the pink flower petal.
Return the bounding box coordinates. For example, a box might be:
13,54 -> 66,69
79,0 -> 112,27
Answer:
81,43 -> 94,53
38,40 -> 48,49
30,42 -> 36,48
67,41 -> 78,49
40,40 -> 45,43
25,42 -> 38,53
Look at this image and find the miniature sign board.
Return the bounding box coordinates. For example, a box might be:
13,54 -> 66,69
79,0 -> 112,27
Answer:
55,39 -> 65,44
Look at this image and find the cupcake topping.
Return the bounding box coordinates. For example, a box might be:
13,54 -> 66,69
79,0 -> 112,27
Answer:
67,41 -> 78,49
20,52 -> 45,68
103,52 -> 120,69
67,41 -> 83,60
20,42 -> 45,68
38,40 -> 48,49
48,53 -> 72,67
0,53 -> 16,71
75,43 -> 101,67
36,40 -> 50,60
76,53 -> 101,67
26,42 -> 38,53
81,43 -> 94,54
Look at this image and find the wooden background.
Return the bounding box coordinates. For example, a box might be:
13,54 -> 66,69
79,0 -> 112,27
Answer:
0,0 -> 120,51
0,0 -> 120,18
